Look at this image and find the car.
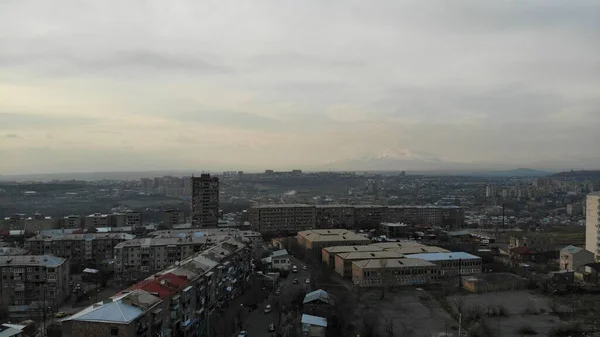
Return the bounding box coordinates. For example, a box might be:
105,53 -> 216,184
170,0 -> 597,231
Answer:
264,305 -> 271,313
293,278 -> 298,284
268,323 -> 275,332
303,265 -> 308,270
55,312 -> 70,318
305,278 -> 310,284
275,289 -> 280,295
292,265 -> 298,273
238,331 -> 248,337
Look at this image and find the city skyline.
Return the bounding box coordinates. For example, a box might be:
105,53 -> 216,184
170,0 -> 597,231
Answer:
1,0 -> 599,175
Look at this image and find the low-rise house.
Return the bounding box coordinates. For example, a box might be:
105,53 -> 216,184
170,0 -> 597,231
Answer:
301,314 -> 327,337
559,245 -> 595,271
321,245 -> 383,267
262,249 -> 291,271
302,289 -> 334,318
352,258 -> 438,287
510,234 -> 556,253
509,246 -> 538,262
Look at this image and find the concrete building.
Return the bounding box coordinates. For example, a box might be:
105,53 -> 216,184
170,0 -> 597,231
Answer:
334,251 -> 405,278
84,213 -> 111,228
351,258 -> 438,287
262,249 -> 291,271
321,245 -> 384,267
62,215 -> 83,228
0,255 -> 69,311
379,223 -> 410,238
62,289 -> 167,337
559,245 -> 595,271
113,211 -> 142,227
250,204 -> 464,234
407,252 -> 482,277
114,235 -> 215,281
24,213 -> 55,232
1,214 -> 25,230
301,314 -> 327,337
163,209 -> 185,228
586,192 -> 600,259
25,233 -> 134,268
509,234 -> 556,253
191,174 -> 220,228
297,229 -> 371,252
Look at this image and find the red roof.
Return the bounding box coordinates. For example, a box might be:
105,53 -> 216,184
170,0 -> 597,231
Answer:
126,272 -> 191,299
511,246 -> 536,255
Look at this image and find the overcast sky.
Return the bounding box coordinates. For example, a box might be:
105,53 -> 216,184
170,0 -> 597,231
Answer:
1,0 -> 599,174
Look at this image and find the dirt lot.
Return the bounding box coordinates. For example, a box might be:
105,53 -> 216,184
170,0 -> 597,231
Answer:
447,290 -> 570,337
355,288 -> 459,337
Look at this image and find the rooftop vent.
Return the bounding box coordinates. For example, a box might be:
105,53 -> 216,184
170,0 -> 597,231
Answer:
353,247 -> 357,251
370,253 -> 375,257
398,260 -> 403,265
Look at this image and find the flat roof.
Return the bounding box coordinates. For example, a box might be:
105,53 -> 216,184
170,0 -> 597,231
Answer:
322,246 -> 384,254
299,230 -> 370,243
337,251 -> 405,261
301,314 -> 327,327
253,204 -> 461,209
353,258 -> 436,269
0,255 -> 66,267
371,241 -> 426,249
407,252 -> 481,261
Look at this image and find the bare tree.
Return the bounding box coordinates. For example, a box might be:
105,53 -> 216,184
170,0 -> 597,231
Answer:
384,318 -> 396,337
361,308 -> 381,337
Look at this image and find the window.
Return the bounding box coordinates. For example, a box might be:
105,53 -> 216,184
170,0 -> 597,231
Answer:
110,327 -> 119,336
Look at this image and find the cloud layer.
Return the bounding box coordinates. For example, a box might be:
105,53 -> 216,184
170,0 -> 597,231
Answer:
1,0 -> 599,174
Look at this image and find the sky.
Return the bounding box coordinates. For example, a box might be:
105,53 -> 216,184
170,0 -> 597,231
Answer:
1,0 -> 599,174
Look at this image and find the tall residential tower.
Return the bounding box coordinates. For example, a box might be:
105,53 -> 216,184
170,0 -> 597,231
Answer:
191,174 -> 220,227
585,192 -> 600,260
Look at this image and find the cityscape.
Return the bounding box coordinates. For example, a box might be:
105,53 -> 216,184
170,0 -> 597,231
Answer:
2,1 -> 600,337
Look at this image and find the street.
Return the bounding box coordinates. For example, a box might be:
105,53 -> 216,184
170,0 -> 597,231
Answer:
242,257 -> 312,337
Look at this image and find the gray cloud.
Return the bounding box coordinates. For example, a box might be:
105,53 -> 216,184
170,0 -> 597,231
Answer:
0,0 -> 598,173
4,133 -> 20,138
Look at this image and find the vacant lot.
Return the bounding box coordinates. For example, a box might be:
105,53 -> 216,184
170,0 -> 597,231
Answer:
356,288 -> 459,337
447,290 -> 570,337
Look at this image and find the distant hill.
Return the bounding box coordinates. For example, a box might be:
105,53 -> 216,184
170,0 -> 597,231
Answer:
552,170 -> 600,178
457,168 -> 553,178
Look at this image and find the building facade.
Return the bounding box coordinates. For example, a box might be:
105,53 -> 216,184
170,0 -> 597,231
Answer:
351,258 -> 438,287
163,209 -> 186,228
509,234 -> 556,253
586,192 -> 600,259
334,251 -> 405,278
250,204 -> 464,234
407,252 -> 482,277
191,174 -> 220,228
560,245 -> 595,271
0,255 -> 69,311
297,229 -> 371,252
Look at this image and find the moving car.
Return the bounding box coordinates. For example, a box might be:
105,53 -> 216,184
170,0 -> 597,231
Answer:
55,312 -> 70,318
303,265 -> 308,270
292,265 -> 298,273
238,331 -> 248,337
275,289 -> 280,295
264,304 -> 271,314
293,278 -> 298,284
268,323 -> 275,332
305,278 -> 310,284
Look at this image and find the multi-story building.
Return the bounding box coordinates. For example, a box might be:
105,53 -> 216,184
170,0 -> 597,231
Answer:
62,289 -> 167,337
25,233 -> 134,268
62,215 -> 83,228
250,204 -> 464,234
586,192 -> 600,259
297,229 -> 371,252
407,252 -> 481,277
24,213 -> 55,232
334,251 -> 405,278
1,214 -> 26,230
351,258 -> 438,287
0,255 -> 69,310
84,213 -> 111,228
113,211 -> 142,227
191,174 -> 220,228
114,236 -> 214,282
163,209 -> 186,228
64,237 -> 251,337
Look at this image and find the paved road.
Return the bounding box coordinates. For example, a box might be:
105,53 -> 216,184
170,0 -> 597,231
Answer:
242,258 -> 312,337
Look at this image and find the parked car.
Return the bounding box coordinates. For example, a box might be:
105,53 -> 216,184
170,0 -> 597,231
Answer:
293,278 -> 298,284
268,323 -> 275,332
305,278 -> 310,284
292,265 -> 298,273
303,265 -> 308,270
264,305 -> 271,314
238,331 -> 248,337
55,312 -> 70,318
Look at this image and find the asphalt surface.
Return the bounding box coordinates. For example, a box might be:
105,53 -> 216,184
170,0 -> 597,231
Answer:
241,257 -> 312,337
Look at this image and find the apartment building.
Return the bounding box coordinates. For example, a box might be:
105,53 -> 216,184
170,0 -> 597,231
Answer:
85,212 -> 142,228
334,251 -> 405,278
0,255 -> 69,310
586,192 -> 600,259
191,174 -> 220,228
1,214 -> 26,230
23,213 -> 55,232
250,204 -> 465,234
25,233 -> 134,267
297,229 -> 371,252
114,236 -> 214,282
65,238 -> 250,337
62,289 -> 168,337
163,209 -> 186,228
351,258 -> 438,287
407,252 -> 482,277
62,215 -> 83,228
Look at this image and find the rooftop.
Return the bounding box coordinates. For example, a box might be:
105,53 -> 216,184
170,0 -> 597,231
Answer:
298,229 -> 370,243
253,204 -> 461,209
561,245 -> 587,254
337,251 -> 405,261
66,291 -> 159,324
115,236 -> 210,248
405,252 -> 481,261
322,246 -> 384,254
301,314 -> 328,327
272,249 -> 289,257
0,255 -> 66,267
353,258 -> 436,269
27,233 -> 135,241
371,241 -> 426,249
303,289 -> 334,305
389,246 -> 451,255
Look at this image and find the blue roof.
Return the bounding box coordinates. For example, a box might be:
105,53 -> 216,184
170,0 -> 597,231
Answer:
561,245 -> 584,254
302,314 -> 327,327
66,300 -> 143,324
407,252 -> 480,261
